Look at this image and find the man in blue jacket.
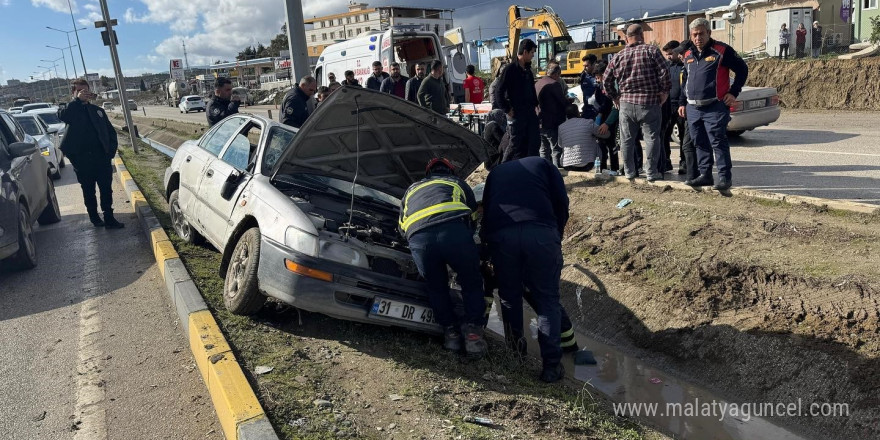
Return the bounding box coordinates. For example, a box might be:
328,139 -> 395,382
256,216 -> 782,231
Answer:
481,156 -> 569,382
280,76 -> 317,128
399,158 -> 487,359
678,18 -> 748,190
58,78 -> 124,229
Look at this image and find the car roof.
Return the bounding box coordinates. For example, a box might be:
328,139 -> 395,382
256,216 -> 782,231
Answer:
26,108 -> 59,114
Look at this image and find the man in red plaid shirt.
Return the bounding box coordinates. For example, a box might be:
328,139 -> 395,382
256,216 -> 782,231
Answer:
603,24 -> 670,182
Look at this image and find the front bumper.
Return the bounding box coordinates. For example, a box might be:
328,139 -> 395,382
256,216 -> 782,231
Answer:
728,106 -> 781,131
258,237 -> 442,334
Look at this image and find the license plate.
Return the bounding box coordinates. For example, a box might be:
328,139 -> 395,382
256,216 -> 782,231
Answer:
746,99 -> 767,109
370,297 -> 437,325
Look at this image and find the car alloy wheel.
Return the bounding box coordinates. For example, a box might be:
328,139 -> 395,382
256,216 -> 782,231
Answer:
223,227 -> 265,315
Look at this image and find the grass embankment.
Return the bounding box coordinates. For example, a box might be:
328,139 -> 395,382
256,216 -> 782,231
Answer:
118,141 -> 664,440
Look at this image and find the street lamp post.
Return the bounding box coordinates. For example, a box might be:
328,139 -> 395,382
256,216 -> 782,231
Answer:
41,58 -> 65,102
47,45 -> 75,79
47,24 -> 88,77
37,65 -> 60,102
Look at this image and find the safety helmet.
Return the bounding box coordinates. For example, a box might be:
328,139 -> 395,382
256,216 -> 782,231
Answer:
425,157 -> 455,175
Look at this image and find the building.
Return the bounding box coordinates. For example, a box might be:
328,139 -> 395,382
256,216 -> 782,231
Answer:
472,31 -> 545,72
206,57 -> 277,88
853,0 -> 879,42
303,2 -> 454,63
624,11 -> 709,46
6,79 -> 21,87
703,0 -> 852,57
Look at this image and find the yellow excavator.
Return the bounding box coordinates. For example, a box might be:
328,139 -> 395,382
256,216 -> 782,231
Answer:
504,5 -> 625,80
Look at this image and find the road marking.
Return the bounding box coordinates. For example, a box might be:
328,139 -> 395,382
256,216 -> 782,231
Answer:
784,149 -> 880,157
73,227 -> 108,440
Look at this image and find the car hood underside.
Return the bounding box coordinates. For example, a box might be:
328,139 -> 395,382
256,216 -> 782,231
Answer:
272,86 -> 491,199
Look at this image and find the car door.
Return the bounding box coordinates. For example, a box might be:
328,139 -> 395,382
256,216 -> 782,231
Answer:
194,119 -> 261,247
0,134 -> 17,251
0,113 -> 43,219
178,117 -> 246,231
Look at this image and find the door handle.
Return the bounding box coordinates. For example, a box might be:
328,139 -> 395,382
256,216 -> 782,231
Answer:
185,155 -> 192,162
205,169 -> 214,177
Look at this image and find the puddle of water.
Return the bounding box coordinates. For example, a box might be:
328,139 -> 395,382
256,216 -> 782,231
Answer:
486,302 -> 810,440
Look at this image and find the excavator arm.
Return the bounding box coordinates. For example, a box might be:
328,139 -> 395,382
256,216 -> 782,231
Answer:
506,5 -> 572,60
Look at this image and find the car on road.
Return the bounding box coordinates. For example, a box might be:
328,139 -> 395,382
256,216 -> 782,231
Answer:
0,109 -> 62,270
163,87 -> 489,333
13,113 -> 65,180
178,95 -> 206,113
127,99 -> 138,111
724,86 -> 781,137
26,108 -> 67,141
8,107 -> 23,114
21,103 -> 53,113
232,87 -> 253,106
102,102 -> 115,111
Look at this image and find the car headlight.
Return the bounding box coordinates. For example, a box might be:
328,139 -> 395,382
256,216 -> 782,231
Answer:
319,240 -> 368,268
284,226 -> 318,256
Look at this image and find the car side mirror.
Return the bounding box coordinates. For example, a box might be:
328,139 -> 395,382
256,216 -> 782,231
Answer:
8,142 -> 38,159
221,170 -> 243,200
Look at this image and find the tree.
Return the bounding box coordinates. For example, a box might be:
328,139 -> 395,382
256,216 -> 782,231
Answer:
140,79 -> 148,91
256,43 -> 268,58
870,16 -> 880,45
100,75 -> 112,87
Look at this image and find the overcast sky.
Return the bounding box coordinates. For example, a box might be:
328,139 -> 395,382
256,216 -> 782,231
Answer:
2,0 -> 730,85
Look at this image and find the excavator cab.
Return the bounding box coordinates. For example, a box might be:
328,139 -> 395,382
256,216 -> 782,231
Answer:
536,36 -> 573,73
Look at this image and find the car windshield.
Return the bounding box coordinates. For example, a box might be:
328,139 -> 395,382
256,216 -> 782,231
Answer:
37,113 -> 62,125
14,117 -> 42,135
278,173 -> 400,209
187,97 -> 201,101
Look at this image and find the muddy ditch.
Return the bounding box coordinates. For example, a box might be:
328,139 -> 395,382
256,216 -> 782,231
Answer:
549,177 -> 880,440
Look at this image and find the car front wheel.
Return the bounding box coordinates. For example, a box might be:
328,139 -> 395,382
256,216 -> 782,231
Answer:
223,227 -> 266,315
6,203 -> 37,270
37,180 -> 62,225
169,189 -> 203,244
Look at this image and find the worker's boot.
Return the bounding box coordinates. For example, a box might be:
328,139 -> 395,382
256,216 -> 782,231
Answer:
685,174 -> 714,187
539,363 -> 565,383
87,210 -> 105,227
443,326 -> 462,352
462,324 -> 487,360
103,211 -> 125,229
712,177 -> 732,191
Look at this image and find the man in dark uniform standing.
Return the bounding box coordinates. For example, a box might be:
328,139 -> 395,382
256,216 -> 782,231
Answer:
280,76 -> 317,129
58,78 -> 124,229
481,156 -> 569,383
206,77 -> 240,127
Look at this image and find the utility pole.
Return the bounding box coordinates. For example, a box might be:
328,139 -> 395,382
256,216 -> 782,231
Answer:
182,39 -> 191,72
66,0 -> 88,74
46,45 -> 71,79
478,26 -> 483,71
95,0 -> 139,153
284,0 -> 311,81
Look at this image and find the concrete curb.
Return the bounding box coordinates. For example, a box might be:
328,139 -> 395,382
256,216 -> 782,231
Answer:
112,156 -> 279,440
563,170 -> 880,215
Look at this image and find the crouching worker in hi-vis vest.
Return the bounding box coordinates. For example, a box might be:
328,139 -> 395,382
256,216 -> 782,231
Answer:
399,158 -> 488,359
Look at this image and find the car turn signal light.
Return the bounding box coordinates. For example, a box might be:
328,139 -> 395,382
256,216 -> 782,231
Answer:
729,101 -> 744,113
770,95 -> 780,106
285,259 -> 333,282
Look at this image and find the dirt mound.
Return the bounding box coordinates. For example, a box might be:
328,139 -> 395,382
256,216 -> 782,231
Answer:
747,57 -> 880,110
557,179 -> 880,440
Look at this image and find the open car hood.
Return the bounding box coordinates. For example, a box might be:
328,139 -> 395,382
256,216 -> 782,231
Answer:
271,86 -> 490,199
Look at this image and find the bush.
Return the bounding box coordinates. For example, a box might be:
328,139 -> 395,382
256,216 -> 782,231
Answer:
871,16 -> 880,45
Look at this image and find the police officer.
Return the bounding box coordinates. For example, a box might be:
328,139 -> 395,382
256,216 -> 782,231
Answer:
679,18 -> 748,190
481,156 -> 569,383
280,76 -> 317,129
399,158 -> 487,359
206,77 -> 241,127
58,78 -> 124,229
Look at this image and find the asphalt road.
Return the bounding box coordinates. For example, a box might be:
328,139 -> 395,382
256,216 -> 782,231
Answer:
126,103 -> 279,125
0,165 -> 221,439
126,105 -> 880,205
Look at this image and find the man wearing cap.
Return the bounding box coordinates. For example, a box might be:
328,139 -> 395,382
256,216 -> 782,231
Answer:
480,156 -> 569,383
399,158 -> 487,359
678,18 -> 748,190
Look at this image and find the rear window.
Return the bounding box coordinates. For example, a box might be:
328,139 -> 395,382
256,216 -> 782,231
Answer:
14,117 -> 42,136
187,97 -> 202,102
37,113 -> 62,125
22,103 -> 51,112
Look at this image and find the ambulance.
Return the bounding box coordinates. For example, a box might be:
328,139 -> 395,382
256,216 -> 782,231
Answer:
314,26 -> 471,102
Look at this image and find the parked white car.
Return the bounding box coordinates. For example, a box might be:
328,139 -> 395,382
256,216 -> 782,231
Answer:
13,113 -> 65,179
163,87 -> 489,332
21,103 -> 53,113
25,108 -> 67,141
179,95 -> 206,113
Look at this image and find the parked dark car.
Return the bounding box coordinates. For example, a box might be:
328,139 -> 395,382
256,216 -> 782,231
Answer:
0,109 -> 61,270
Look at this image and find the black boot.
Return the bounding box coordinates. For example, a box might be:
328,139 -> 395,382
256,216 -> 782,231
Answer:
539,363 -> 565,383
88,211 -> 105,227
103,212 -> 125,229
685,174 -> 714,187
712,177 -> 732,191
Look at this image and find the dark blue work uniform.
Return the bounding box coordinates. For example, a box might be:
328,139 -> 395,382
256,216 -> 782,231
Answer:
680,39 -> 748,182
58,100 -> 118,217
206,96 -> 240,127
399,174 -> 484,329
579,70 -> 597,120
481,157 -> 569,370
493,61 -> 540,160
280,85 -> 311,128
